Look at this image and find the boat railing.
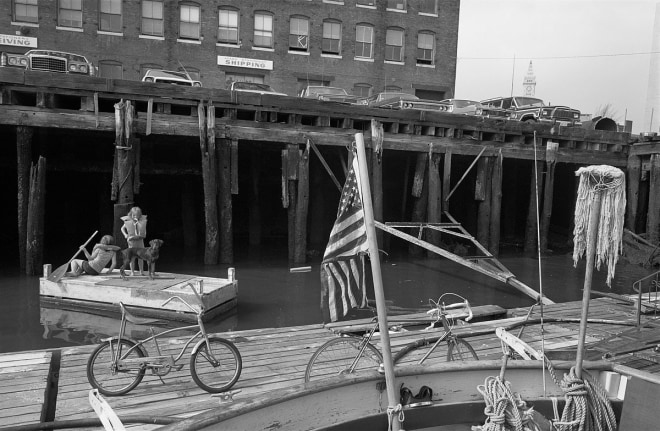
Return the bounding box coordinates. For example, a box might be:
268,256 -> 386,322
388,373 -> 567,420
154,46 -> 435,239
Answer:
632,269 -> 660,326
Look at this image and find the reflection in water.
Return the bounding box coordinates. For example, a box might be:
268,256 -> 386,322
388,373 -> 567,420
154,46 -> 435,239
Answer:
1,252 -> 656,354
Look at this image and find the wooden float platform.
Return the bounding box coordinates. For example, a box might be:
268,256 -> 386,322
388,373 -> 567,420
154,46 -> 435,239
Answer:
39,269 -> 238,323
2,297 -> 660,430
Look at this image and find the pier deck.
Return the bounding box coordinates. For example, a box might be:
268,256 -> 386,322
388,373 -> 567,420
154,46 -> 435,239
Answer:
2,297 -> 659,430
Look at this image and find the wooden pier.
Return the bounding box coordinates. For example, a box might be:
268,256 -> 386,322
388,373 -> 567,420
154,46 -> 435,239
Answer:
2,297 -> 659,429
3,68 -> 659,279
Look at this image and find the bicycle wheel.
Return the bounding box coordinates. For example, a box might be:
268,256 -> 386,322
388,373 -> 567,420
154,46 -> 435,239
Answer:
393,337 -> 449,366
447,337 -> 479,361
190,337 -> 242,393
87,339 -> 146,396
305,337 -> 382,383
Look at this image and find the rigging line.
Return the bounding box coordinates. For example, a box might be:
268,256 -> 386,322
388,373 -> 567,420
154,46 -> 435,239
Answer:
532,130 -> 547,396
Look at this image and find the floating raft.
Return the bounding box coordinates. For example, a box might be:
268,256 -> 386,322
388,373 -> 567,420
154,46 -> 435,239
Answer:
39,267 -> 238,322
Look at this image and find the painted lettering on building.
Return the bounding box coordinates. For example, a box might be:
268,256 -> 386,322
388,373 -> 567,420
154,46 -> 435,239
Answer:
0,34 -> 37,48
217,55 -> 273,70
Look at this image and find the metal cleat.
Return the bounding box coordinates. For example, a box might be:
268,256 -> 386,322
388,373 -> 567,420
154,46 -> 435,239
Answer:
212,389 -> 241,403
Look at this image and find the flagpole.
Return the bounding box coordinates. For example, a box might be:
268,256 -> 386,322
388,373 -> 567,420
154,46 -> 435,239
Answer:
354,133 -> 401,430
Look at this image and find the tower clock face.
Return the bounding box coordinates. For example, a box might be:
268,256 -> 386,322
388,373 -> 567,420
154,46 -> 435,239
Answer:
526,86 -> 532,92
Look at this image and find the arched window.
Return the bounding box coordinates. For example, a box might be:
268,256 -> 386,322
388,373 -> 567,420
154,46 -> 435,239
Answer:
417,31 -> 435,65
218,7 -> 239,44
353,83 -> 372,98
355,23 -> 373,59
254,11 -> 273,48
98,60 -> 123,79
99,0 -> 122,33
289,16 -> 309,52
322,20 -> 341,55
385,28 -> 404,62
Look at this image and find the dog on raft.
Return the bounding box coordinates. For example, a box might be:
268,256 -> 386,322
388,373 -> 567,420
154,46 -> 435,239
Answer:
119,239 -> 164,280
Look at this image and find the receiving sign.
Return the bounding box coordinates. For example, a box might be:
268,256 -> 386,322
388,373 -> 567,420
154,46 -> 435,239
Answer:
217,55 -> 273,70
0,33 -> 37,47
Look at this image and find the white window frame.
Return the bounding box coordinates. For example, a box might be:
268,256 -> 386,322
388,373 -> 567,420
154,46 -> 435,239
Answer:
289,16 -> 309,52
99,0 -> 122,33
254,12 -> 273,48
417,31 -> 435,65
322,20 -> 341,55
218,8 -> 239,44
179,3 -> 201,40
385,28 -> 404,62
141,0 -> 163,37
386,0 -> 406,12
355,24 -> 373,59
14,0 -> 38,23
58,0 -> 83,28
419,0 -> 438,15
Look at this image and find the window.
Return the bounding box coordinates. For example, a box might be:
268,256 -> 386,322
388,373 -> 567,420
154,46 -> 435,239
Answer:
225,73 -> 264,89
417,32 -> 435,65
13,0 -> 38,23
353,83 -> 371,98
254,13 -> 273,48
58,0 -> 82,28
419,0 -> 437,14
218,8 -> 239,44
387,0 -> 406,10
289,16 -> 309,52
179,3 -> 200,40
141,0 -> 163,36
356,0 -> 375,6
322,20 -> 341,55
355,24 -> 373,59
99,0 -> 122,32
98,61 -> 123,79
385,28 -> 404,62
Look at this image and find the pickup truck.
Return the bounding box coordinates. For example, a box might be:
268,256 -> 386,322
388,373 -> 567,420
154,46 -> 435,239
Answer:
480,96 -> 581,126
229,81 -> 287,96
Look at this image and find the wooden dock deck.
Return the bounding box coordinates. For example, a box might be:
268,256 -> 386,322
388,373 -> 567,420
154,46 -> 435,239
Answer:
2,297 -> 659,430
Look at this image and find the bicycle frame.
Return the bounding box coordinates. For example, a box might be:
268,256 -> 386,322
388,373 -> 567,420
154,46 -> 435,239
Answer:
345,323 -> 380,373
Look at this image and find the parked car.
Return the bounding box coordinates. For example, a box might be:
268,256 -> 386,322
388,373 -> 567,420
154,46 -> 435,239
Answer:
229,81 -> 286,96
299,86 -> 362,104
1,49 -> 94,75
366,92 -> 453,112
440,99 -> 484,115
480,96 -> 581,126
142,69 -> 202,87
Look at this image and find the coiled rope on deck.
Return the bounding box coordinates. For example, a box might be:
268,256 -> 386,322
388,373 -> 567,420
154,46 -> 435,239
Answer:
554,367 -> 617,431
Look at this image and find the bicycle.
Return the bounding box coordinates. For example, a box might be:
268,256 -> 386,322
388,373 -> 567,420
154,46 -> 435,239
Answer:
86,282 -> 242,396
305,316 -> 407,382
393,293 -> 478,366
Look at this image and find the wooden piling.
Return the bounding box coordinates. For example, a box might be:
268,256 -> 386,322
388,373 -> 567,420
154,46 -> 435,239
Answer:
249,147 -> 262,247
524,161 -> 544,255
294,142 -> 310,264
489,150 -> 503,256
286,144 -> 299,262
427,152 -> 442,250
410,154 -> 428,257
371,120 -> 384,246
539,142 -> 558,252
26,156 -> 46,276
199,102 -> 219,264
626,155 -> 641,232
647,154 -> 660,244
442,150 -> 452,212
112,100 -> 138,248
476,157 -> 492,248
219,134 -> 234,265
16,125 -> 33,272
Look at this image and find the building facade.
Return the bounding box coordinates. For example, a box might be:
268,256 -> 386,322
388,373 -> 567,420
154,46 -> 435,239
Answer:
1,0 -> 459,99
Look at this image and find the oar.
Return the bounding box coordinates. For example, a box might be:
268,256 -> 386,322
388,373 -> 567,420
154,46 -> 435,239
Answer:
47,230 -> 98,282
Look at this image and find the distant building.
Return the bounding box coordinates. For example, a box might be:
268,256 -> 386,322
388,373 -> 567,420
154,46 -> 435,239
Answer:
0,0 -> 459,100
522,61 -> 536,96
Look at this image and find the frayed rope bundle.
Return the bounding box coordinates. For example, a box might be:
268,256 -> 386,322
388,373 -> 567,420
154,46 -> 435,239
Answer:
572,165 -> 626,286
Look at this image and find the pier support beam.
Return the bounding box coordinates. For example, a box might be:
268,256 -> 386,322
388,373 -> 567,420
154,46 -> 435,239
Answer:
285,144 -> 299,263
489,151 -> 503,256
410,153 -> 428,257
647,154 -> 660,244
427,152 -> 442,250
476,157 -> 492,248
293,142 -> 310,264
249,146 -> 262,248
524,160 -> 544,255
199,102 -> 219,264
371,121 -> 384,246
539,142 -> 557,253
626,154 -> 642,232
26,156 -> 46,275
218,137 -> 235,264
17,125 -> 33,272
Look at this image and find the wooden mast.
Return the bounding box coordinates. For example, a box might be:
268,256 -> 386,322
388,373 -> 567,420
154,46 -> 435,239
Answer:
354,133 -> 401,430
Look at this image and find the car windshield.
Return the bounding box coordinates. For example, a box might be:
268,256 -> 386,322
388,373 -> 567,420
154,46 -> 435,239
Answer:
312,87 -> 348,96
452,100 -> 479,108
151,70 -> 190,79
234,82 -> 274,91
514,97 -> 544,107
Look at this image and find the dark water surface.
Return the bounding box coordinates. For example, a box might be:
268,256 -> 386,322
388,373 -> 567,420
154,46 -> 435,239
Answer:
1,250 -> 653,354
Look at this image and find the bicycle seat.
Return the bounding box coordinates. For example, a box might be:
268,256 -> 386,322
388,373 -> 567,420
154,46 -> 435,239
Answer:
119,302 -> 168,326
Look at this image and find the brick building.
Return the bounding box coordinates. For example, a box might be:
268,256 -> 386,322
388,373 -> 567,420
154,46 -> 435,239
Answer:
1,0 -> 459,99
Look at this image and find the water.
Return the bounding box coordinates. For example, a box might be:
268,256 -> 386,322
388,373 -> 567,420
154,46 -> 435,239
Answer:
1,250 -> 654,354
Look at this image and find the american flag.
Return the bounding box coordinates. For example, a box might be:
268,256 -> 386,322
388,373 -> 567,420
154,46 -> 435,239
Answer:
320,155 -> 369,322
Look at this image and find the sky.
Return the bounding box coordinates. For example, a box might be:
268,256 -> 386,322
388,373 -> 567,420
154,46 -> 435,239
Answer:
455,0 -> 660,133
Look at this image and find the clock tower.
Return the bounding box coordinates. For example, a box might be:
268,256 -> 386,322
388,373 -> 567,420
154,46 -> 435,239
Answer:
522,61 -> 536,96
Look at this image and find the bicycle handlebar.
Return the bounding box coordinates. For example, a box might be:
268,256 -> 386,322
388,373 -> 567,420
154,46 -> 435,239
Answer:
426,299 -> 473,322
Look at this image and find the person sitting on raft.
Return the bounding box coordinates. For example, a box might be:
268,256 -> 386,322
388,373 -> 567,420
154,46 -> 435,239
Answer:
69,234 -> 120,276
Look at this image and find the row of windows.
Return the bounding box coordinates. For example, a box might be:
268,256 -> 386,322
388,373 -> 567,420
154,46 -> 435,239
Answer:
12,0 -> 439,65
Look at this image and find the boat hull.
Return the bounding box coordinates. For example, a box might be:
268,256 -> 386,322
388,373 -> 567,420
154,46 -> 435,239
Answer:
159,360 -> 632,431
